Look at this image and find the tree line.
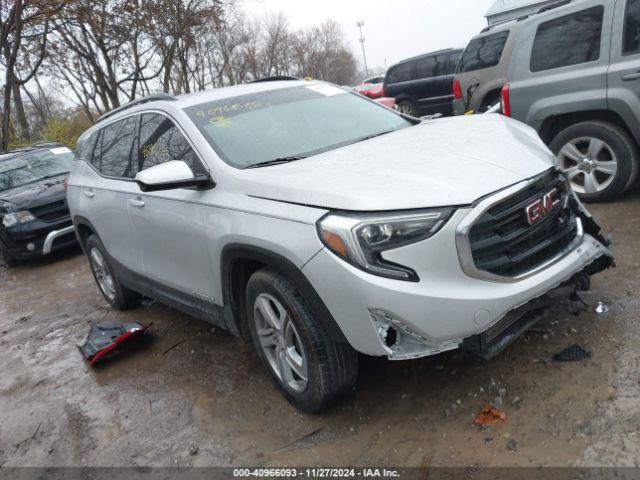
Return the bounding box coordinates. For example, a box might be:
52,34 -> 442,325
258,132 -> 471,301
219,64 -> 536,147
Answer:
1,0 -> 360,150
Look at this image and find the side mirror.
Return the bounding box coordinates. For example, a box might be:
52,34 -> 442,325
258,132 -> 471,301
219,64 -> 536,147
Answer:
134,160 -> 212,192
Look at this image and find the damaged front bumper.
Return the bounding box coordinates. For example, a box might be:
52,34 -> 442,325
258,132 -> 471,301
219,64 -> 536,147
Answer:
303,204 -> 614,360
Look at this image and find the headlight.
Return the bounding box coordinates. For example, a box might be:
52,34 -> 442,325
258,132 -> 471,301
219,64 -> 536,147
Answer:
317,208 -> 454,281
2,211 -> 36,228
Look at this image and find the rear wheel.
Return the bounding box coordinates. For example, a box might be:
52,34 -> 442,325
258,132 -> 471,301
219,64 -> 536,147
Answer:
397,100 -> 417,117
86,234 -> 140,310
550,121 -> 639,202
246,267 -> 358,413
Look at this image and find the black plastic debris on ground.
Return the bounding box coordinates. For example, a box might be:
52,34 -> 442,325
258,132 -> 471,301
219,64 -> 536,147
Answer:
552,344 -> 591,362
79,321 -> 151,365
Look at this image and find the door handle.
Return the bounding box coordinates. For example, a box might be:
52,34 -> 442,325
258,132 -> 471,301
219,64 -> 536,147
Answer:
622,72 -> 640,81
128,198 -> 145,208
83,190 -> 95,198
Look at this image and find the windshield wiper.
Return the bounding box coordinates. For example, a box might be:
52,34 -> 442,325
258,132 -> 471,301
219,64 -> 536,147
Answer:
244,156 -> 307,169
352,129 -> 397,145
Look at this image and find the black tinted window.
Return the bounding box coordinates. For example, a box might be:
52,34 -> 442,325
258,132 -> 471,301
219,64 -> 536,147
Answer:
414,53 -> 449,79
449,51 -> 462,73
457,31 -> 509,73
99,116 -> 137,178
624,0 -> 640,55
415,56 -> 436,78
387,62 -> 414,83
138,113 -> 201,173
531,7 -> 603,72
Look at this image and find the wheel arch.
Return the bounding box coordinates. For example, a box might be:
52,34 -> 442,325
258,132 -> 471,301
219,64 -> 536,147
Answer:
539,110 -> 638,147
221,244 -> 348,344
72,215 -> 98,253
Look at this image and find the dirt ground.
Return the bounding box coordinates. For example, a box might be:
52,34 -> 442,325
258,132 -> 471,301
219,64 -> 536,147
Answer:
1,191 -> 639,469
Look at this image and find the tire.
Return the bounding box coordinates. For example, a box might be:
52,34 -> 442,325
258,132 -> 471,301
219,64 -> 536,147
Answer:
479,92 -> 501,112
0,244 -> 18,268
397,100 -> 417,117
85,234 -> 140,310
550,121 -> 639,202
245,267 -> 358,413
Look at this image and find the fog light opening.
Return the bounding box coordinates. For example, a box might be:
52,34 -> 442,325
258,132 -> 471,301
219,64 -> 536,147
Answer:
27,242 -> 36,251
384,326 -> 398,348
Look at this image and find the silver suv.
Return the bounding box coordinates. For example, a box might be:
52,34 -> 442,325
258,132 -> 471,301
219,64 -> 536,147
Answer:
67,80 -> 613,412
503,0 -> 640,201
453,20 -> 519,114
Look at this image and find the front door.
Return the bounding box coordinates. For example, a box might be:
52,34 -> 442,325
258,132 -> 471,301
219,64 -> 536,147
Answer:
127,112 -> 215,308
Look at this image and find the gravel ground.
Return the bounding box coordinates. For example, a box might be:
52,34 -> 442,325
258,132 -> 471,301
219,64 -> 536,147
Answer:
0,190 -> 639,468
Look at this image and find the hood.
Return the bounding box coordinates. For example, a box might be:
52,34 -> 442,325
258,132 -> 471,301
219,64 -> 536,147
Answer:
239,114 -> 556,211
0,175 -> 66,213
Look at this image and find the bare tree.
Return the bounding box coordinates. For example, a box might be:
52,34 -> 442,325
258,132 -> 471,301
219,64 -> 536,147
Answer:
1,0 -> 61,149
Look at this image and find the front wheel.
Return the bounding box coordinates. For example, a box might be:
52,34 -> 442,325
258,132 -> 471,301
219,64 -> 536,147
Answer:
246,268 -> 358,413
550,121 -> 639,202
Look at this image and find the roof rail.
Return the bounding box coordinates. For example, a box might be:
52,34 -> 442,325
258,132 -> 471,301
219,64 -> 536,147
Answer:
97,93 -> 178,124
251,76 -> 299,83
537,0 -> 572,14
481,0 -> 572,33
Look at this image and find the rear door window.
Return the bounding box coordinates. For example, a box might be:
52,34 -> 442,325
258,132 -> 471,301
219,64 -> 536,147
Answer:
99,116 -> 138,178
138,113 -> 203,174
415,56 -> 436,79
624,0 -> 640,55
387,62 -> 414,83
457,31 -> 510,73
530,6 -> 604,72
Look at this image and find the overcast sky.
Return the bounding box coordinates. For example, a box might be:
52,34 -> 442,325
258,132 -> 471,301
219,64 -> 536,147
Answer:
244,0 -> 496,74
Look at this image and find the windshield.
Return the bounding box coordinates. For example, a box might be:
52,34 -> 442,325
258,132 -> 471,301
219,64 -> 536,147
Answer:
185,84 -> 411,169
457,30 -> 510,73
0,148 -> 74,192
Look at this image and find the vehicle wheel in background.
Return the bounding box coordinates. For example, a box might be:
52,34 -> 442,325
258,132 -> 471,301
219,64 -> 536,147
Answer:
397,100 -> 417,117
245,267 -> 358,413
550,121 -> 639,202
480,92 -> 501,112
86,234 -> 140,310
0,244 -> 18,268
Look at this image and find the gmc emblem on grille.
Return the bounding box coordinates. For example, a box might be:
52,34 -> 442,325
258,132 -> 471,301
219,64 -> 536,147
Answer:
526,188 -> 561,225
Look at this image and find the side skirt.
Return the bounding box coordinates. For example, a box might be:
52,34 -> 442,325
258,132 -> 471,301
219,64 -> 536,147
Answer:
108,256 -> 229,332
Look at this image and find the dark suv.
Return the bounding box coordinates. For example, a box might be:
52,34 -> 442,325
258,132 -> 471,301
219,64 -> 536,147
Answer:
0,143 -> 77,266
383,48 -> 463,116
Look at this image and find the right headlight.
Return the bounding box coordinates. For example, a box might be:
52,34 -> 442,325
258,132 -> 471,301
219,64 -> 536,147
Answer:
2,210 -> 36,228
316,208 -> 454,282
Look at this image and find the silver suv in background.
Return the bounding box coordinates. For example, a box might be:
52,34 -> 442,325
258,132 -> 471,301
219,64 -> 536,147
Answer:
453,20 -> 518,114
503,0 -> 640,201
67,80 -> 613,412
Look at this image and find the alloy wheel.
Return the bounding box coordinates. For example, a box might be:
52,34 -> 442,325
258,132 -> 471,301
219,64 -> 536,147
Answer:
557,136 -> 618,195
253,293 -> 308,393
398,102 -> 414,116
89,248 -> 116,301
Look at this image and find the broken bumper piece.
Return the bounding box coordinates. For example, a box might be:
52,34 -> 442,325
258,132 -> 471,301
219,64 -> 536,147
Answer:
79,321 -> 151,365
371,253 -> 613,361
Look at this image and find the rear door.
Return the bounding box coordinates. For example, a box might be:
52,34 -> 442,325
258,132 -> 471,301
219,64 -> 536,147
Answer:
607,0 -> 640,138
127,112 -> 215,306
509,2 -> 613,126
76,116 -> 144,276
